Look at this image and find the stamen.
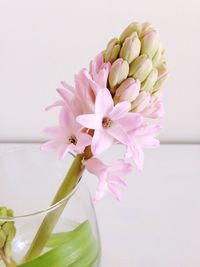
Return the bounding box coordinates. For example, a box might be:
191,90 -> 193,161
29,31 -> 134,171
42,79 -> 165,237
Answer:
102,117 -> 112,128
69,135 -> 78,145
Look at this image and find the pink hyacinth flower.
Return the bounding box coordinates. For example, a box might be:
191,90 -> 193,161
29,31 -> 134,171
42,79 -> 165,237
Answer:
132,91 -> 164,119
85,158 -> 132,201
45,70 -> 97,115
126,124 -> 161,170
89,53 -> 111,89
77,88 -> 142,156
140,94 -> 165,119
41,107 -> 92,159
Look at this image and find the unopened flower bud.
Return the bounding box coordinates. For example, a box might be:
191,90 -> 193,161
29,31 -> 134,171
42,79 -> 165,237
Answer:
120,32 -> 141,64
115,78 -> 140,103
129,54 -> 152,82
109,59 -> 129,93
119,22 -> 142,42
141,30 -> 159,58
141,68 -> 158,93
0,228 -> 6,248
131,91 -> 150,112
152,43 -> 163,67
0,207 -> 16,257
140,23 -> 154,38
153,63 -> 168,93
104,38 -> 121,63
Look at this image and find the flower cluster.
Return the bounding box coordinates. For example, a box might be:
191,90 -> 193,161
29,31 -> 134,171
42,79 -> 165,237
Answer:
42,22 -> 168,201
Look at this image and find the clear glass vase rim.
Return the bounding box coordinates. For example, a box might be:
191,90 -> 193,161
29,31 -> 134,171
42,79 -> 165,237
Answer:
0,146 -> 83,221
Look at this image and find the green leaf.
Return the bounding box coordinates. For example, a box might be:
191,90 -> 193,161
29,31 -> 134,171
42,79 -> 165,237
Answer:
45,222 -> 85,249
18,221 -> 99,267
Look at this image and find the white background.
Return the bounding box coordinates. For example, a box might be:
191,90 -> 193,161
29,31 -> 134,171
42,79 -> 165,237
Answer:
0,0 -> 200,143
1,2 -> 200,266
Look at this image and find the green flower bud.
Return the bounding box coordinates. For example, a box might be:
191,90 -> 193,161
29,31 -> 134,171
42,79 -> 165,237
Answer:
141,30 -> 159,58
141,68 -> 158,93
119,22 -> 142,42
6,210 -> 14,217
153,63 -> 168,93
109,59 -> 129,93
0,227 -> 6,248
104,38 -> 121,63
0,207 -> 16,258
4,241 -> 12,257
129,54 -> 153,82
0,207 -> 7,226
120,32 -> 141,64
152,43 -> 163,67
140,23 -> 153,38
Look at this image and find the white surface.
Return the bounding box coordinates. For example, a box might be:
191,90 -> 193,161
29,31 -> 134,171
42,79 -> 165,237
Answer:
0,0 -> 200,142
1,144 -> 200,266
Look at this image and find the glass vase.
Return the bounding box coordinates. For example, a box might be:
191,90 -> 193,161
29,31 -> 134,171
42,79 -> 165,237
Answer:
0,146 -> 101,267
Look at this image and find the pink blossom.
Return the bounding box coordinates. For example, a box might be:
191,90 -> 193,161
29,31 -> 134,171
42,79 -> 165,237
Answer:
89,53 -> 111,89
132,91 -> 164,119
41,107 -> 92,159
46,74 -> 96,115
77,88 -> 142,156
140,94 -> 165,118
45,54 -> 110,116
85,158 -> 132,201
126,124 -> 161,170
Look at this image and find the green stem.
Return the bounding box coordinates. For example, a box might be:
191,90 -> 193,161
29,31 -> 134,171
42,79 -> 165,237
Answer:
23,154 -> 85,263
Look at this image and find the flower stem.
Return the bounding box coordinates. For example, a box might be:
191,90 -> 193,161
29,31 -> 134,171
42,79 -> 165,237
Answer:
23,154 -> 85,263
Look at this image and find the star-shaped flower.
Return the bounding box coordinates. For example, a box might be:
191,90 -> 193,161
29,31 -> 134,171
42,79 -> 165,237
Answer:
41,107 -> 92,159
77,88 -> 142,155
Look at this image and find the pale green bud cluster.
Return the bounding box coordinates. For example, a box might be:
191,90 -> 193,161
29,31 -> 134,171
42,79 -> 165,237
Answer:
0,207 -> 16,257
104,22 -> 168,96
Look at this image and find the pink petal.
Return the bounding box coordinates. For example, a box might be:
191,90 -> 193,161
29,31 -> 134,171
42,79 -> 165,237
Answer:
45,100 -> 65,111
57,144 -> 70,160
132,92 -> 150,112
60,81 -> 74,92
75,132 -> 92,153
76,114 -> 102,130
107,124 -> 130,145
116,79 -> 140,102
94,179 -> 108,201
56,88 -> 73,102
90,53 -> 104,76
41,140 -> 62,151
109,101 -> 131,120
59,107 -> 75,133
95,88 -> 113,115
127,143 -> 144,171
109,175 -> 127,186
111,159 -> 132,176
118,113 -> 143,131
142,137 -> 160,148
107,183 -> 122,201
43,126 -> 64,138
96,67 -> 110,88
82,69 -> 100,96
85,158 -> 107,176
91,129 -> 113,155
136,124 -> 161,136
